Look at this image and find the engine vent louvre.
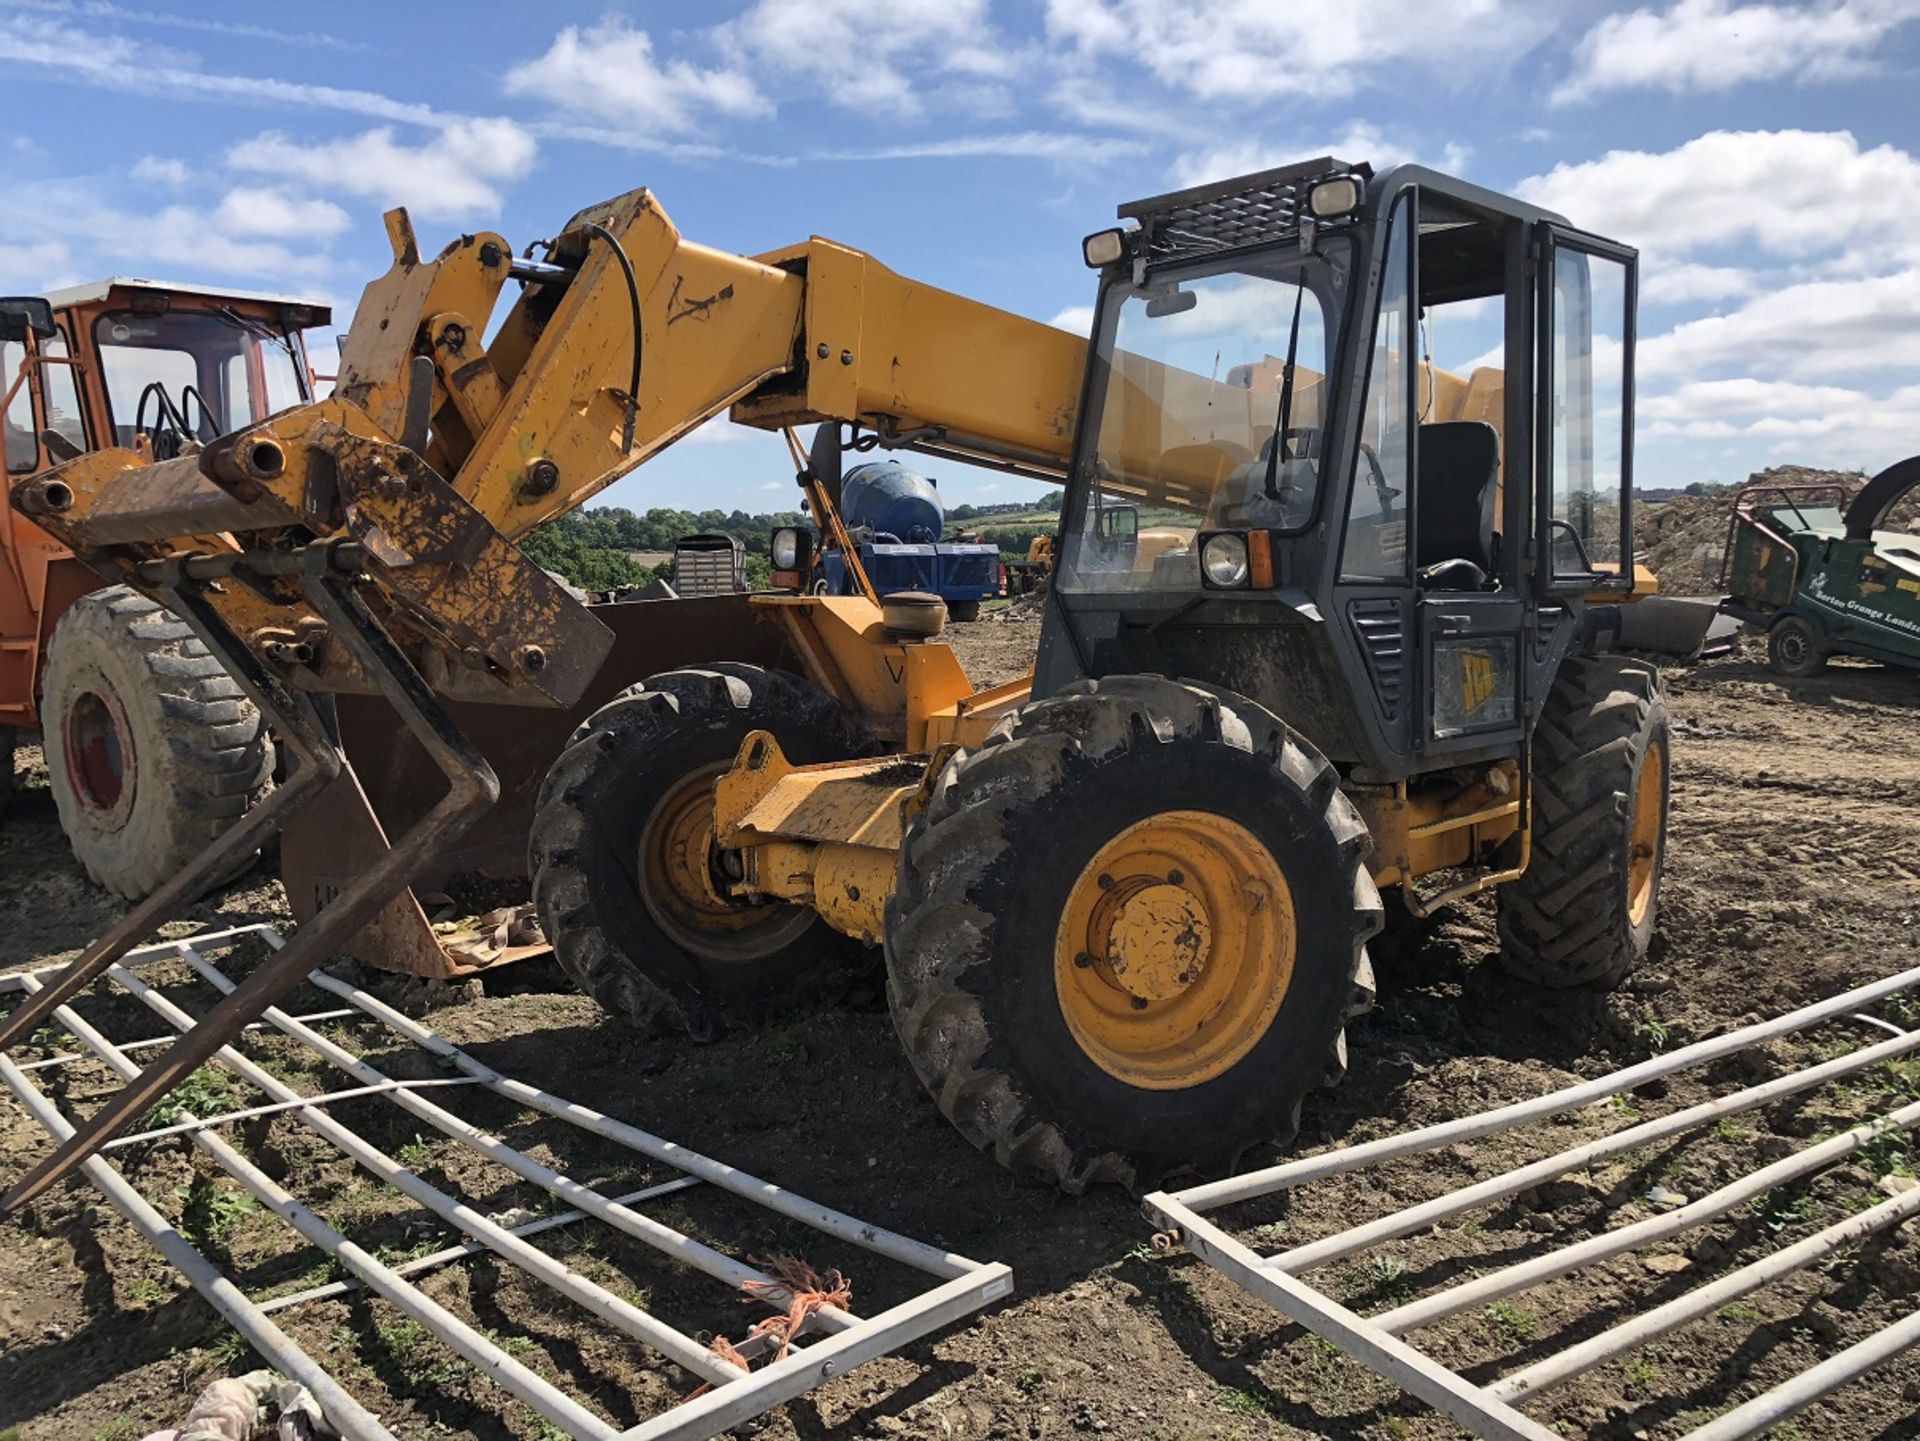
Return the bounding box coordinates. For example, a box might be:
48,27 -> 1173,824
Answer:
1348,598 -> 1406,720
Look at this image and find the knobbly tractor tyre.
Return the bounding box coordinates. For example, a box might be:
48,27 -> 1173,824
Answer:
40,586 -> 272,900
1496,655 -> 1670,990
1767,614 -> 1827,678
883,676 -> 1381,1193
530,663 -> 874,1039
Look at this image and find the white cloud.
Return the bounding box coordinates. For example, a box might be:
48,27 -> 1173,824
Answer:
1049,305 -> 1096,335
1641,262 -> 1756,305
505,19 -> 767,137
816,131 -> 1146,164
1516,130 -> 1920,263
718,0 -> 1005,116
130,154 -> 189,185
211,186 -> 350,240
1045,0 -> 1553,102
1556,0 -> 1920,104
226,120 -> 537,220
1640,378 -> 1869,421
1171,123 -> 1468,189
1642,378 -> 1920,464
1642,270 -> 1920,380
0,13 -> 443,125
0,238 -> 72,290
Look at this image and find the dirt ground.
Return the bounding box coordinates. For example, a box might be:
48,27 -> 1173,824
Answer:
4,613 -> 1920,1441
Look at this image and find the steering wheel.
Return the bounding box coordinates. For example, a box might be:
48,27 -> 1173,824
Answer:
1357,439 -> 1398,518
133,381 -> 191,461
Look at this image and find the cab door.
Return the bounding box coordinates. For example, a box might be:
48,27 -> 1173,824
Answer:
1535,226 -> 1638,597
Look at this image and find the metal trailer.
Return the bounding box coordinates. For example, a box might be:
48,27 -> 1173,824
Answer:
1720,459 -> 1920,678
1143,962 -> 1920,1440
0,923 -> 1012,1441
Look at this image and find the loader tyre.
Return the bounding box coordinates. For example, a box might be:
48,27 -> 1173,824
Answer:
41,586 -> 271,900
1766,615 -> 1826,678
884,676 -> 1381,1193
1496,655 -> 1669,990
530,663 -> 873,1039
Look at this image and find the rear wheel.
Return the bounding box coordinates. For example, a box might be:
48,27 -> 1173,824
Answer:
1767,615 -> 1826,678
884,676 -> 1380,1192
948,600 -> 982,622
40,586 -> 271,899
530,663 -> 874,1038
1497,655 -> 1669,990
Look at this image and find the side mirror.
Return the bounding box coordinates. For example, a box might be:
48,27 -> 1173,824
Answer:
0,297 -> 56,343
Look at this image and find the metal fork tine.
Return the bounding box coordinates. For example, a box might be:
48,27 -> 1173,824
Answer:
1,559 -> 499,1213
0,582 -> 339,1055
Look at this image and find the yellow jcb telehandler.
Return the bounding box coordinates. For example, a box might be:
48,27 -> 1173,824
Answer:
3,157 -> 1669,1207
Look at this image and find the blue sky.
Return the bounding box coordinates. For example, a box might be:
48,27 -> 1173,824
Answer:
2,0 -> 1918,514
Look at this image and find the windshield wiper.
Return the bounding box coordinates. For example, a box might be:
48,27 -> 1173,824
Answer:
1261,283 -> 1305,500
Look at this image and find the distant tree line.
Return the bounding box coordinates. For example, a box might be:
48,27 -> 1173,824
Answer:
524,492 -> 1068,591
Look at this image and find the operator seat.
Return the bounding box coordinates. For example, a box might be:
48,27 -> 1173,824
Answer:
1415,420 -> 1499,589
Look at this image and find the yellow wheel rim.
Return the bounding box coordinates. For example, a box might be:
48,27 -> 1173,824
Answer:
639,762 -> 810,959
1627,739 -> 1665,928
1053,810 -> 1296,1091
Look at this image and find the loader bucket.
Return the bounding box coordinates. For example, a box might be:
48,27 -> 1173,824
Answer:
280,592 -> 797,978
1613,595 -> 1732,661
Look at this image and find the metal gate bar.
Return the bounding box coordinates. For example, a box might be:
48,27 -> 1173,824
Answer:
256,1174 -> 706,1315
5,970 -> 620,1441
106,956 -> 747,1385
0,1046 -> 399,1441
1143,964 -> 1920,1441
1,925 -> 1012,1440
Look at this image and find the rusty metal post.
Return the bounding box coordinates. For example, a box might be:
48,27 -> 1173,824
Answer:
1,546 -> 500,1212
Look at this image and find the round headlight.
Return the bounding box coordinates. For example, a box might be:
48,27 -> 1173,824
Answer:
1201,533 -> 1250,588
771,527 -> 799,569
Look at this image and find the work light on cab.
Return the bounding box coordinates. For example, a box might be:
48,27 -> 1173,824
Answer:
1200,532 -> 1250,588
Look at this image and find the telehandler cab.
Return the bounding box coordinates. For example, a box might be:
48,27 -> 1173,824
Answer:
2,157 -> 1668,1207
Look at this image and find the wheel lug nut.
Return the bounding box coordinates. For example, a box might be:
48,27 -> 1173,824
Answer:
1097,873 -> 1115,890
1130,996 -> 1149,1011
1168,869 -> 1184,884
1074,951 -> 1094,969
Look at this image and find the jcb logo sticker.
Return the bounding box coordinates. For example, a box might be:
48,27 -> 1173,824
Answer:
1460,649 -> 1497,714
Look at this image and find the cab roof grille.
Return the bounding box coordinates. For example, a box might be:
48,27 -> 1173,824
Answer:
1118,157 -> 1371,263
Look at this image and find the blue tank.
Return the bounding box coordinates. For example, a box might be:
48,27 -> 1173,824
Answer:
840,461 -> 943,543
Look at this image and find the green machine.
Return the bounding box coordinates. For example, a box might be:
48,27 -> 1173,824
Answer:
1721,457 -> 1920,678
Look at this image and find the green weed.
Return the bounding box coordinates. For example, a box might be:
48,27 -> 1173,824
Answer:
177,1177 -> 258,1248
1484,1301 -> 1538,1346
144,1067 -> 236,1128
1747,1185 -> 1819,1234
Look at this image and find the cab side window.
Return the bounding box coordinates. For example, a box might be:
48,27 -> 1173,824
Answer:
2,340 -> 35,472
40,329 -> 87,453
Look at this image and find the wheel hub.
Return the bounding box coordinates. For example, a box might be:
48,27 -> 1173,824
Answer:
63,686 -> 134,822
1054,809 -> 1297,1090
1102,881 -> 1212,1000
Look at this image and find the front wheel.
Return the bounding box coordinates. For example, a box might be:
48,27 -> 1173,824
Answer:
530,663 -> 874,1038
1767,615 -> 1827,678
1497,656 -> 1669,990
884,676 -> 1380,1192
40,586 -> 271,899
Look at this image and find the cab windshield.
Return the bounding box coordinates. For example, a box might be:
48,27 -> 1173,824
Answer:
1058,240 -> 1352,593
93,308 -> 308,456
